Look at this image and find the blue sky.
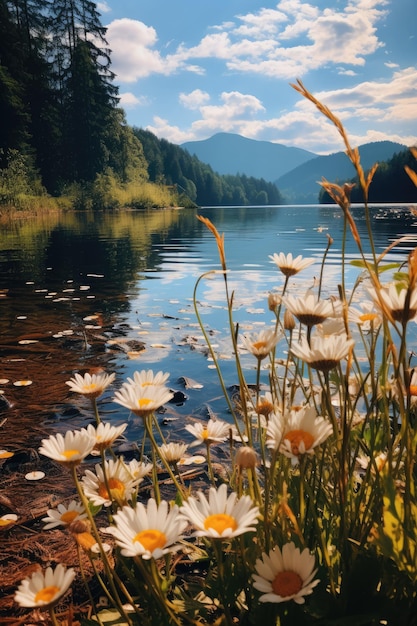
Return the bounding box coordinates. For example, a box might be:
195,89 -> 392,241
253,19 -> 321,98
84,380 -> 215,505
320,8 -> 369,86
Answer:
97,0 -> 416,154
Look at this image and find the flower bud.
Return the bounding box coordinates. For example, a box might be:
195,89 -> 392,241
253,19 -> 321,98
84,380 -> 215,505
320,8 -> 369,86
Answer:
268,293 -> 281,311
283,309 -> 296,331
235,446 -> 258,470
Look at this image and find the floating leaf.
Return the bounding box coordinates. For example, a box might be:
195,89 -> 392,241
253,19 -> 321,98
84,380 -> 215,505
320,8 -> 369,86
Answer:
0,450 -> 14,459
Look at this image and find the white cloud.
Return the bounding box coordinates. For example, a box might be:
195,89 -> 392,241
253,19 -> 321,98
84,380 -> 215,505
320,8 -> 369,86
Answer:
107,1 -> 389,84
97,2 -> 111,13
106,19 -> 169,82
119,92 -> 148,109
149,67 -> 417,152
146,117 -> 195,144
179,89 -> 210,110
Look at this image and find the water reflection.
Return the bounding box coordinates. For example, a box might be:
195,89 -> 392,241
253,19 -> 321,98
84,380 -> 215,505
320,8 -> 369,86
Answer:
0,204 -> 416,446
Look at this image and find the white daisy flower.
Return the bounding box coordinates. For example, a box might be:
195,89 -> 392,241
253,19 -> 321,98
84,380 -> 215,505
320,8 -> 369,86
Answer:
127,369 -> 170,388
105,499 -> 187,559
240,329 -> 282,360
158,442 -> 189,464
253,542 -> 319,604
180,483 -> 259,539
14,564 -> 76,608
369,284 -> 417,324
266,411 -> 285,452
39,429 -> 96,466
83,422 -> 127,453
125,458 -> 153,482
283,293 -> 337,328
42,500 -> 87,530
65,371 -> 115,398
290,334 -> 355,372
113,382 -> 173,417
185,419 -> 230,448
81,458 -> 141,507
256,391 -> 279,418
269,252 -> 315,277
279,406 -> 333,466
316,316 -> 346,337
348,301 -> 382,331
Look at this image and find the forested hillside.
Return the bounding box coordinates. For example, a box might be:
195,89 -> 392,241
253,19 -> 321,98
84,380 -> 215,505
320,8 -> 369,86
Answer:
319,148 -> 417,204
134,129 -> 283,206
0,0 -> 282,210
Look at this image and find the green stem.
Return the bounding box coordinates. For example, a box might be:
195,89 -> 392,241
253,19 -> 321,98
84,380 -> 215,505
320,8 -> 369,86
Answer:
70,465 -> 133,626
48,606 -> 60,626
212,539 -> 235,626
91,397 -> 101,424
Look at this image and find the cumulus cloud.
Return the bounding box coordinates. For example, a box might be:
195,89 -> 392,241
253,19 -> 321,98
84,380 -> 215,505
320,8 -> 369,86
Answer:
148,67 -> 417,153
179,89 -> 210,110
106,1 -> 389,84
119,92 -> 148,109
97,2 -> 111,13
146,117 -> 195,144
109,1 -> 415,153
106,19 -> 169,82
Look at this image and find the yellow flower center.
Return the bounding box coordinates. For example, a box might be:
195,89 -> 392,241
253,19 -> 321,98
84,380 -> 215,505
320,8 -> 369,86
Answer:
359,313 -> 378,322
410,385 -> 417,396
34,585 -> 60,604
75,531 -> 97,551
204,513 -> 237,534
62,449 -> 80,460
252,340 -> 267,351
61,510 -> 80,524
284,429 -> 315,455
256,401 -> 275,417
201,428 -> 209,440
98,478 -> 125,501
271,570 -> 303,597
84,383 -> 98,392
0,518 -> 13,526
133,529 -> 167,552
137,398 -> 152,408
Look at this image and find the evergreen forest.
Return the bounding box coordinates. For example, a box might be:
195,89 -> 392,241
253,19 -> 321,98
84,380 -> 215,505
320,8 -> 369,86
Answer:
0,0 -> 282,210
319,148 -> 417,204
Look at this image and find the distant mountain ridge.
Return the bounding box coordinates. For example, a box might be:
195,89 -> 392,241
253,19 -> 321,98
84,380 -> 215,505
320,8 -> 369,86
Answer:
276,141 -> 407,204
181,133 -> 407,204
181,132 -> 315,182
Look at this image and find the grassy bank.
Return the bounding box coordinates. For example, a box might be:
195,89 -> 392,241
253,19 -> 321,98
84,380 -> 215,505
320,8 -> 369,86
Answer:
0,166 -> 195,218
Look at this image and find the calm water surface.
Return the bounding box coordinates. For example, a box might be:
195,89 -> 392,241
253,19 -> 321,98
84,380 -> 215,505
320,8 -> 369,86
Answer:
1,204 -> 416,443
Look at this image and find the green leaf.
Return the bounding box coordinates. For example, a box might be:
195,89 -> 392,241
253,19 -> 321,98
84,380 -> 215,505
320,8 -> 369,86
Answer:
350,259 -> 401,274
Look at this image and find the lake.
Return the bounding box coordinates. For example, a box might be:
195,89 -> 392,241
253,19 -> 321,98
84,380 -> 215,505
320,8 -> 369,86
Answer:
1,203 -> 417,447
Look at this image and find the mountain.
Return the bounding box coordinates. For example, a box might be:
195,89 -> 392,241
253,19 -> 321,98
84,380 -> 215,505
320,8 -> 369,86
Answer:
181,132 -> 315,181
275,141 -> 407,204
182,133 -> 408,204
